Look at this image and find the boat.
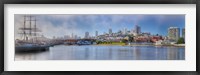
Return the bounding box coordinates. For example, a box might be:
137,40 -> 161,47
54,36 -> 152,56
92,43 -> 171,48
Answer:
77,40 -> 92,45
15,43 -> 49,52
15,15 -> 49,52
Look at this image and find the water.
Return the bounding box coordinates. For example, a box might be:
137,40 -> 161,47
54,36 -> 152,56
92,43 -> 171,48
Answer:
15,45 -> 185,60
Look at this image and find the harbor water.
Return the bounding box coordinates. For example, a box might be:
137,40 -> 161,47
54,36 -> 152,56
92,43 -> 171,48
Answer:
15,45 -> 185,60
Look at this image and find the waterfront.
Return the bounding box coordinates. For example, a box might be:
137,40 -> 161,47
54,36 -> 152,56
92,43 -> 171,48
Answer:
15,45 -> 185,60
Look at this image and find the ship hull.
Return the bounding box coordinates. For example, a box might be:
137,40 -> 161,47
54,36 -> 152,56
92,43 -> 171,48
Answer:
15,45 -> 49,52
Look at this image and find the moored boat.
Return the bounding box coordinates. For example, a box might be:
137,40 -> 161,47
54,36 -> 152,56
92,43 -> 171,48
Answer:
15,43 -> 49,52
15,15 -> 50,52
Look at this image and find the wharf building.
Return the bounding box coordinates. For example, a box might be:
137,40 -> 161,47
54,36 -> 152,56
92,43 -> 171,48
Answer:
168,27 -> 180,42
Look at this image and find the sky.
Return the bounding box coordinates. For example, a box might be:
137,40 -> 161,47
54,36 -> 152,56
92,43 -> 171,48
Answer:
15,14 -> 185,39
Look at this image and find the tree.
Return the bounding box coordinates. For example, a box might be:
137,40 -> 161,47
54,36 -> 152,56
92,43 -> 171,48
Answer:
177,37 -> 185,44
96,40 -> 102,44
128,35 -> 134,42
121,39 -> 128,43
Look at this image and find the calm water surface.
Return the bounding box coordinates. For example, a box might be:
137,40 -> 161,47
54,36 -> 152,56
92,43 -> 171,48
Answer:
15,45 -> 185,60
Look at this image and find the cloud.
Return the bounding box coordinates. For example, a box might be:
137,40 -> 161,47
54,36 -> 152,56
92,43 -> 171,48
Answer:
15,14 -> 185,39
155,15 -> 185,26
15,15 -> 78,39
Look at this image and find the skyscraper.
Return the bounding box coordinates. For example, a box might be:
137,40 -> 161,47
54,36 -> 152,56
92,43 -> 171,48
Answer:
168,27 -> 180,41
135,25 -> 141,34
134,25 -> 141,36
71,33 -> 74,39
109,28 -> 112,34
123,28 -> 127,34
182,28 -> 185,39
85,32 -> 89,39
109,29 -> 112,36
96,31 -> 98,36
74,35 -> 78,39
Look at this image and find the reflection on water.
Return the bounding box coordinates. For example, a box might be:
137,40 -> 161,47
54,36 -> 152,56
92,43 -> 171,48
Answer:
15,45 -> 185,60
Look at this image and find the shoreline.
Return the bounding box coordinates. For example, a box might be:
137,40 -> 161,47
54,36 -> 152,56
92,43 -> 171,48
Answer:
63,43 -> 185,47
94,44 -> 185,47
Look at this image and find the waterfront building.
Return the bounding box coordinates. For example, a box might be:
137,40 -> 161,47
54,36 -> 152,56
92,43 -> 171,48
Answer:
168,27 -> 180,41
182,28 -> 185,40
150,36 -> 163,43
155,40 -> 163,45
135,36 -> 151,42
85,32 -> 89,39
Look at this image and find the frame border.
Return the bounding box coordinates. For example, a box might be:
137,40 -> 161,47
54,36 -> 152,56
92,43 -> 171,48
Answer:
0,0 -> 198,75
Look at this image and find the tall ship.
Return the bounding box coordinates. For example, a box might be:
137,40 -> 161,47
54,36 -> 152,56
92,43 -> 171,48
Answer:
15,15 -> 49,52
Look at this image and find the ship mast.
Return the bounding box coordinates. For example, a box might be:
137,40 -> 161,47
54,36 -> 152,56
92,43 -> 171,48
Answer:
23,15 -> 26,41
29,15 -> 32,37
19,15 -> 41,43
34,17 -> 37,42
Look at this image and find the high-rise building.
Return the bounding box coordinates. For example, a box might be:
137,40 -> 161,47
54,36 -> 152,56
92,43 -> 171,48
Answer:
168,27 -> 180,41
133,25 -> 141,36
71,33 -> 74,38
64,35 -> 70,39
109,28 -> 112,34
85,32 -> 89,39
182,28 -> 185,39
74,35 -> 78,39
123,28 -> 127,34
135,25 -> 141,34
96,31 -> 98,36
125,28 -> 127,34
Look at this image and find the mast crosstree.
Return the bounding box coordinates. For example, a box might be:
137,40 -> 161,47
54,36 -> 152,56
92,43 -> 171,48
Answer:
18,15 -> 41,42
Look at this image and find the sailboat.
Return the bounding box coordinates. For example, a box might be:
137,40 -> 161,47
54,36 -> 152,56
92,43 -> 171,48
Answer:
15,15 -> 49,52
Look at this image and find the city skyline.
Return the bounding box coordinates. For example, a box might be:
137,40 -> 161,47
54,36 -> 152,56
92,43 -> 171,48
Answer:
15,14 -> 185,39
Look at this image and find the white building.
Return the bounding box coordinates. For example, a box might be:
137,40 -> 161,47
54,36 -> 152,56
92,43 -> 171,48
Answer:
168,27 -> 180,41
